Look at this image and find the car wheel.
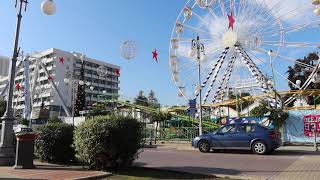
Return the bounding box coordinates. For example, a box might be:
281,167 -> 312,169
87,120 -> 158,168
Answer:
198,140 -> 210,153
252,141 -> 267,155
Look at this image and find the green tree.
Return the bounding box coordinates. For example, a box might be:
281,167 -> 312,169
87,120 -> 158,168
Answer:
134,90 -> 149,107
250,102 -> 269,117
150,111 -> 172,144
287,52 -> 320,105
18,118 -> 29,126
287,52 -> 319,90
148,90 -> 160,109
0,99 -> 6,117
269,109 -> 289,130
74,59 -> 86,117
250,101 -> 288,129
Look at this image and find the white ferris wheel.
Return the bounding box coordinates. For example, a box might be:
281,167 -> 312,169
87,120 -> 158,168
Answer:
169,0 -> 320,107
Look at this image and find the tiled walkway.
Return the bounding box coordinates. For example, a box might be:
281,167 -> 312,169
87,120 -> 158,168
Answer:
0,162 -> 110,180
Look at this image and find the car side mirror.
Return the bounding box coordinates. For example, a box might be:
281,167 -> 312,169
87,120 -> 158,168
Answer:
216,132 -> 224,136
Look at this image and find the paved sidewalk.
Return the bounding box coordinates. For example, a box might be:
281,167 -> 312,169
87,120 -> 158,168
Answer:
0,161 -> 110,180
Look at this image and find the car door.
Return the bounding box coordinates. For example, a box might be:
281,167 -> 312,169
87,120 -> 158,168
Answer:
233,124 -> 256,149
213,124 -> 237,148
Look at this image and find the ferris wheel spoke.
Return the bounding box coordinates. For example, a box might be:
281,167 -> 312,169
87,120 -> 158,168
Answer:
262,44 -> 320,49
256,2 -> 311,35
207,6 -> 218,19
238,1 -> 268,32
259,20 -> 320,37
218,0 -> 228,17
252,48 -> 315,70
180,23 -> 211,35
191,10 -> 211,26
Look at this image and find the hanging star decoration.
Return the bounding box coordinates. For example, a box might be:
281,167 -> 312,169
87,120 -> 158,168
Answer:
59,57 -> 64,64
227,12 -> 235,30
15,83 -> 22,91
48,75 -> 53,81
116,69 -> 120,76
152,49 -> 159,63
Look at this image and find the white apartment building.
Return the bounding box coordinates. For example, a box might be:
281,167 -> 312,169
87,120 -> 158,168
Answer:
0,56 -> 9,78
0,48 -> 120,119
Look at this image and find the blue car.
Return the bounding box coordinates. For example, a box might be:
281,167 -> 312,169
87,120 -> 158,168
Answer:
192,123 -> 281,155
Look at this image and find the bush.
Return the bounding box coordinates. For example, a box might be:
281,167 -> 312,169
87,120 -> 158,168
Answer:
17,118 -> 29,126
47,116 -> 62,124
74,115 -> 143,171
35,123 -> 75,164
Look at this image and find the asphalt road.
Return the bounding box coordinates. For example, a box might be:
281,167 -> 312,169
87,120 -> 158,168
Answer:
135,148 -> 320,180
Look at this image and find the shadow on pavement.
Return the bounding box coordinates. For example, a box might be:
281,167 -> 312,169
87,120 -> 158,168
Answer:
113,166 -> 222,179
34,164 -> 89,171
158,166 -> 241,176
208,149 -> 320,156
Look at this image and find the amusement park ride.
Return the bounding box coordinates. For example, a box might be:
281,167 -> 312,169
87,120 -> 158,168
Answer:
2,0 -> 320,129
168,0 -> 320,117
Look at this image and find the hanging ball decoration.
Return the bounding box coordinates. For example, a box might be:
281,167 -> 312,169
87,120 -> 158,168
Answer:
120,40 -> 137,60
314,8 -> 320,15
312,0 -> 320,5
97,66 -> 108,77
41,0 -> 56,15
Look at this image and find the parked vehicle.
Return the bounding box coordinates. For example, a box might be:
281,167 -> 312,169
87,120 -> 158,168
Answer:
192,123 -> 281,155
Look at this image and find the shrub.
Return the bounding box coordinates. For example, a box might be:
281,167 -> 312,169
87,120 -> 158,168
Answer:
74,115 -> 143,171
47,116 -> 62,124
17,118 -> 29,126
35,123 -> 75,164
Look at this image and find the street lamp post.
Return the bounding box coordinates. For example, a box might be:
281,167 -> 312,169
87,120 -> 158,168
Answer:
268,50 -> 278,108
191,36 -> 206,136
0,0 -> 56,165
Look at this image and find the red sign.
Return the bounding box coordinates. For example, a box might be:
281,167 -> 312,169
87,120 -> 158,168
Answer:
303,115 -> 320,137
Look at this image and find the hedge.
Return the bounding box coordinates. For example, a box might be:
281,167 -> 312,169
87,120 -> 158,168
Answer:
74,115 -> 143,170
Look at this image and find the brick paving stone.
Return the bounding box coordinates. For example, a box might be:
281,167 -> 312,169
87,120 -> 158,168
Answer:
273,155 -> 320,180
136,148 -> 306,180
0,162 -> 110,180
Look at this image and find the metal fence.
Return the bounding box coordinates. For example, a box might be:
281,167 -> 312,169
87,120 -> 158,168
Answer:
157,127 -> 217,141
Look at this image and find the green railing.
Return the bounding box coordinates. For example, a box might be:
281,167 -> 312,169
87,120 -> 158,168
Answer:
158,127 -> 217,141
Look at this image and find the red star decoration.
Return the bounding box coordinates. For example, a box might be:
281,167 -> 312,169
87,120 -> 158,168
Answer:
15,83 -> 21,90
115,69 -> 120,76
59,57 -> 64,64
152,49 -> 159,63
48,75 -> 53,80
227,12 -> 235,30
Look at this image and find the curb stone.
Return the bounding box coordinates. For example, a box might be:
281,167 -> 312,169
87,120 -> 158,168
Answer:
68,172 -> 112,180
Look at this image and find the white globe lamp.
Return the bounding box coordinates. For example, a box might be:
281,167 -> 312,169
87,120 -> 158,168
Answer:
296,80 -> 301,87
79,80 -> 84,86
86,82 -> 91,86
41,0 -> 56,15
64,78 -> 70,84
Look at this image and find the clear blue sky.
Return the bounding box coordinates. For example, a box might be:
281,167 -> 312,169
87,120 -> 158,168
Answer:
0,0 -> 186,106
1,1 -> 319,106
